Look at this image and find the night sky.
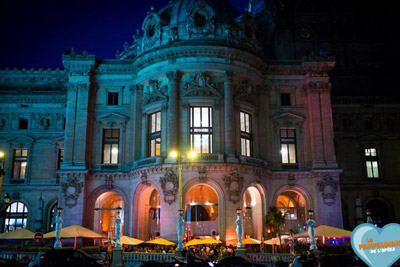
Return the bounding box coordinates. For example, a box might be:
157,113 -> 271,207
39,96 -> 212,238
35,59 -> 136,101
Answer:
0,0 -> 248,69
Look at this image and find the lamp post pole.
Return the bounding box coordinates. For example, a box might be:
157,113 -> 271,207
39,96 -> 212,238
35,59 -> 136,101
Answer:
177,153 -> 184,250
54,207 -> 63,249
306,209 -> 317,251
236,208 -> 244,248
0,151 -> 6,204
115,206 -> 122,248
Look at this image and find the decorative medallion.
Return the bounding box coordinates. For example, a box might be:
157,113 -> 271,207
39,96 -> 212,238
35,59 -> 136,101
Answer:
61,174 -> 84,208
140,172 -> 149,185
317,175 -> 338,206
183,73 -> 221,98
223,170 -> 244,204
143,80 -> 168,105
40,117 -> 50,130
186,2 -> 215,37
159,169 -> 179,205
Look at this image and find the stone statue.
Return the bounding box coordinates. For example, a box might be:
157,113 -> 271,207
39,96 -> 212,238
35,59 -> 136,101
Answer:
306,219 -> 317,251
115,211 -> 122,248
177,213 -> 184,249
54,213 -> 63,248
236,213 -> 243,248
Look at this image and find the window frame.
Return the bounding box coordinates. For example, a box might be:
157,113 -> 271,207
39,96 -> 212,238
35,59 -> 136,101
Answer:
19,118 -> 29,130
12,149 -> 28,180
148,111 -> 162,157
102,128 -> 120,164
3,201 -> 28,233
107,91 -> 119,106
240,111 -> 252,157
365,148 -> 380,179
280,128 -> 297,165
280,93 -> 291,106
189,106 -> 213,154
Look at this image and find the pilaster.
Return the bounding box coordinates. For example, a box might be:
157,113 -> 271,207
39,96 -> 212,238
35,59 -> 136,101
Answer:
166,71 -> 180,152
224,71 -> 238,163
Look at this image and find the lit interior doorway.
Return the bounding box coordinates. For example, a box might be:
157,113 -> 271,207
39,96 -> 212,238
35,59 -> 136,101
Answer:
276,191 -> 306,234
93,192 -> 124,238
136,186 -> 161,241
243,186 -> 263,240
185,185 -> 219,240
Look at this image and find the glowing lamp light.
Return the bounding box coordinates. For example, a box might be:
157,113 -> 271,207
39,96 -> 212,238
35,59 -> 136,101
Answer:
188,151 -> 196,159
4,192 -> 10,204
170,150 -> 178,158
112,148 -> 119,155
0,151 -> 4,158
57,207 -> 63,215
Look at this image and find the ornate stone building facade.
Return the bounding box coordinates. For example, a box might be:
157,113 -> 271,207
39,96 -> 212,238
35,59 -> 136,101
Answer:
0,0 -> 344,241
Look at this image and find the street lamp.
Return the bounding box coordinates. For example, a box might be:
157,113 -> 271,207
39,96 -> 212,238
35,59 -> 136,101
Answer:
306,209 -> 317,251
4,193 -> 10,205
236,208 -> 244,248
54,207 -> 63,249
169,150 -> 196,252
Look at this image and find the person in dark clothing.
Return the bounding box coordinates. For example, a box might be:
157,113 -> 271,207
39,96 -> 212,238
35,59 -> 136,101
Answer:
187,247 -> 196,266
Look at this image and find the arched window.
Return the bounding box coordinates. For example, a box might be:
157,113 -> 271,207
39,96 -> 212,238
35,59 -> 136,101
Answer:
3,202 -> 28,232
48,203 -> 58,232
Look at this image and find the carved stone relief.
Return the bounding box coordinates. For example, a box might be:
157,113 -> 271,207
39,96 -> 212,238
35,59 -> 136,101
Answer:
159,169 -> 179,205
186,2 -> 215,37
61,174 -> 84,208
143,79 -> 168,105
105,175 -> 114,190
142,7 -> 162,49
317,175 -> 338,206
198,166 -> 208,181
183,73 -> 221,98
223,170 -> 244,204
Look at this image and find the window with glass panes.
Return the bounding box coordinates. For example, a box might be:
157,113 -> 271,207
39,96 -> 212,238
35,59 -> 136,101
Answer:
280,128 -> 297,164
3,202 -> 28,233
103,129 -> 119,164
12,149 -> 28,179
148,111 -> 161,157
365,148 -> 380,178
107,92 -> 119,106
190,107 -> 213,154
240,112 -> 252,156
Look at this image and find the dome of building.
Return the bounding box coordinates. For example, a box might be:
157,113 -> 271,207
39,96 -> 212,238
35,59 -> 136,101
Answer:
158,0 -> 240,26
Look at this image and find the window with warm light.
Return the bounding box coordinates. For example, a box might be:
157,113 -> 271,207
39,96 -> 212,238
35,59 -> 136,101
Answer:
103,129 -> 119,164
12,149 -> 28,180
280,128 -> 297,164
148,111 -> 161,157
365,148 -> 380,178
240,112 -> 252,157
3,201 -> 28,232
190,106 -> 212,154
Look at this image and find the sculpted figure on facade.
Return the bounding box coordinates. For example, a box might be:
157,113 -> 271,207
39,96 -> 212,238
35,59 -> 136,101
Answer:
183,72 -> 221,98
159,168 -> 179,205
143,79 -> 168,105
317,175 -> 338,206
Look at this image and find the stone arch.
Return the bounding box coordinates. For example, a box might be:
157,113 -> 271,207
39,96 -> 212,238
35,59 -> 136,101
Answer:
272,185 -> 313,211
132,182 -> 162,240
86,185 -> 130,235
3,199 -> 31,232
241,182 -> 268,240
183,178 -> 226,240
363,197 -> 393,227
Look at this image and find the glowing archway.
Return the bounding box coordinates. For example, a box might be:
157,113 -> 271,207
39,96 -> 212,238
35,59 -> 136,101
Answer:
243,186 -> 263,240
93,192 -> 124,237
276,190 -> 306,234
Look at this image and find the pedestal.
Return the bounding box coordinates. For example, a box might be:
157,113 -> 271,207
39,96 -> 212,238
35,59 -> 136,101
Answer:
175,248 -> 184,260
235,248 -> 246,258
111,248 -> 124,267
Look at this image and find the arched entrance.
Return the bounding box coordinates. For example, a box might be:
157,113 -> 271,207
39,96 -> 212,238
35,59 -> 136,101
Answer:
135,186 -> 161,241
243,186 -> 263,240
366,199 -> 390,227
276,191 -> 306,234
93,192 -> 124,237
185,184 -> 219,239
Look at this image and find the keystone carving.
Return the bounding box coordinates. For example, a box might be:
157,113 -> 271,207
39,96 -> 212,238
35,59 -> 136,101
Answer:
183,72 -> 221,98
223,170 -> 244,204
159,169 -> 179,205
317,175 -> 338,206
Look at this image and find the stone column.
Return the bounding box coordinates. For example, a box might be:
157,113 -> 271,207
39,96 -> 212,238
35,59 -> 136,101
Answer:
167,71 -> 180,152
224,71 -> 238,163
62,85 -> 78,167
73,83 -> 90,168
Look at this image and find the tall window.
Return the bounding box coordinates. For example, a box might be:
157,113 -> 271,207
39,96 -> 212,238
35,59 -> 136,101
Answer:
280,128 -> 297,164
57,148 -> 64,170
12,149 -> 28,180
148,111 -> 161,157
365,148 -> 379,178
107,92 -> 119,106
190,107 -> 213,154
3,202 -> 28,232
103,129 -> 119,164
281,93 -> 291,106
240,112 -> 252,156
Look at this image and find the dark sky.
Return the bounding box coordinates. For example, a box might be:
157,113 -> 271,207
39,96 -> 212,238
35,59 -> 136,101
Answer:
0,0 -> 248,69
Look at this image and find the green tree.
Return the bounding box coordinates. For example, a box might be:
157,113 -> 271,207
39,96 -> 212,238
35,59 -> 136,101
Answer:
265,206 -> 285,252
